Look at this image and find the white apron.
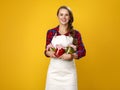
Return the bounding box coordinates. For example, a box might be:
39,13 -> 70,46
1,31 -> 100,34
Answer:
45,35 -> 78,90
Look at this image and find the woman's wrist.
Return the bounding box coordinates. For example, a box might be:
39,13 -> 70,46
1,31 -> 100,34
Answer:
72,53 -> 78,59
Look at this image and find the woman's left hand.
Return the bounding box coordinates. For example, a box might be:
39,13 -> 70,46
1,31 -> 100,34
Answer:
58,53 -> 73,60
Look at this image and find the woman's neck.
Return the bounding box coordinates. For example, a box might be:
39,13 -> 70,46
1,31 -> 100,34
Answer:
59,24 -> 68,32
58,24 -> 69,35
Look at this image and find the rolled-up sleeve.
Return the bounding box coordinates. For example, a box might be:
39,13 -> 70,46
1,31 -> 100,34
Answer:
44,30 -> 53,57
75,31 -> 86,59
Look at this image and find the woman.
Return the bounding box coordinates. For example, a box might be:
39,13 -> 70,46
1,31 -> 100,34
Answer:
44,6 -> 86,90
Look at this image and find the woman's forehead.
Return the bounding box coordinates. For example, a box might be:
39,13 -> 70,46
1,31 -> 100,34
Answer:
59,8 -> 69,13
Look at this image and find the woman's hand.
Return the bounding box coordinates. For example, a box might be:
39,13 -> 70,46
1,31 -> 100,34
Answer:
46,50 -> 56,58
58,53 -> 73,60
72,53 -> 78,59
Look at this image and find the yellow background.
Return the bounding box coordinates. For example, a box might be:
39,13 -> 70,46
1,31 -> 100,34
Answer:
0,0 -> 120,90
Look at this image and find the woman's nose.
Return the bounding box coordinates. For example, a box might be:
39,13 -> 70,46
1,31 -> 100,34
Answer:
62,15 -> 66,18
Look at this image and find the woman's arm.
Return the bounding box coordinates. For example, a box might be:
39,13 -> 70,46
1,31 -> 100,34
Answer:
58,53 -> 78,60
44,30 -> 56,58
75,31 -> 86,59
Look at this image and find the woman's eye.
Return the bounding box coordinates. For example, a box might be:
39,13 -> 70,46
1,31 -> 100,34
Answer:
65,14 -> 69,16
59,13 -> 69,17
60,14 -> 63,16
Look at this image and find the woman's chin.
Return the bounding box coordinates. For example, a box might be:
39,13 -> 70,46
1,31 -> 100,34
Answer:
60,22 -> 68,25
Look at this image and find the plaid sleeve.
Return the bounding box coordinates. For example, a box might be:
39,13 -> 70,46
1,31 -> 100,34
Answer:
75,31 -> 86,59
44,30 -> 55,57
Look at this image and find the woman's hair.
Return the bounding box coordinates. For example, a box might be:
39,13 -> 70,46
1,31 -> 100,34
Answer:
57,6 -> 74,31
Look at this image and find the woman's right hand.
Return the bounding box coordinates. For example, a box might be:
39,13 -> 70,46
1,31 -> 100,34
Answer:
46,50 -> 56,58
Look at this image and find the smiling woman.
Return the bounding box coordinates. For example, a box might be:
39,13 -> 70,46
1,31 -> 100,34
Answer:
44,6 -> 86,90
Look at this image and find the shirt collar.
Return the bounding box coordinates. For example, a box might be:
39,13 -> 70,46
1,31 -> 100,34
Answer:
54,25 -> 70,36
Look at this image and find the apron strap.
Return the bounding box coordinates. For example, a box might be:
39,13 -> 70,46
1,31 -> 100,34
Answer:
54,33 -> 57,38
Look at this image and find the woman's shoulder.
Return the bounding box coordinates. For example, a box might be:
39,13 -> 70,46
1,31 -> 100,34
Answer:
72,29 -> 81,36
47,26 -> 58,33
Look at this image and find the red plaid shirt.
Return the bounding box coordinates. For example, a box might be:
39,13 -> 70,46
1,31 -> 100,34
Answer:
44,26 -> 86,59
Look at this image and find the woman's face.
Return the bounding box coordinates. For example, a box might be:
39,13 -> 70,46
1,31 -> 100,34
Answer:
57,8 -> 70,25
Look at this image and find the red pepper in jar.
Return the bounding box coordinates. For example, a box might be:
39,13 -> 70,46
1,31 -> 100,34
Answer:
54,48 -> 65,57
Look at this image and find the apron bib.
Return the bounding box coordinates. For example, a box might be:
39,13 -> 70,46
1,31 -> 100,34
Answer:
45,35 -> 78,90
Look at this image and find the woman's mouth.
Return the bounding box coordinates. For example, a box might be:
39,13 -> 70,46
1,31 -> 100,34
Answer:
61,19 -> 67,22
